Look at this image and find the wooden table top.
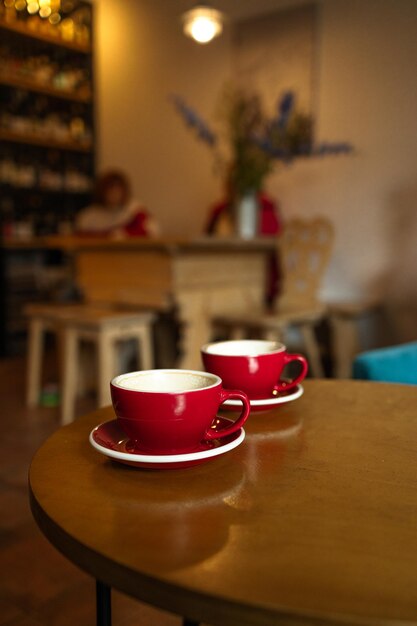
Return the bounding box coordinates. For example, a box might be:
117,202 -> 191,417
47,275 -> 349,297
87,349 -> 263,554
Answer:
4,235 -> 276,253
29,380 -> 417,626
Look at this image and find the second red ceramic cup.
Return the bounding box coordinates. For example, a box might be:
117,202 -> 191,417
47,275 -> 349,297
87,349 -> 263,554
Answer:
201,340 -> 308,400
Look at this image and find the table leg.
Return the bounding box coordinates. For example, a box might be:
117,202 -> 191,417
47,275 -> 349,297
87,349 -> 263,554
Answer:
176,292 -> 211,370
27,317 -> 44,407
96,580 -> 111,626
61,327 -> 78,425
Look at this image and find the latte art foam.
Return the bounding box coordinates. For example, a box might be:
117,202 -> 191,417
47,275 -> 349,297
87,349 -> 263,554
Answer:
204,339 -> 284,356
116,371 -> 216,393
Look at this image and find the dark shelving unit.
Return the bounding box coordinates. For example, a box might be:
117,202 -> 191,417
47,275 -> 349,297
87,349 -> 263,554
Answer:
0,1 -> 94,356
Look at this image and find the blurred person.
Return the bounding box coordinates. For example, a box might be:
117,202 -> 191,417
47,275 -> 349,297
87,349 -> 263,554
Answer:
76,170 -> 159,372
76,169 -> 158,237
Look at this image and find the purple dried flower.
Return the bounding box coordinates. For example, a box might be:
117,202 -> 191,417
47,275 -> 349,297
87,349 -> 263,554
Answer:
170,95 -> 217,147
271,91 -> 295,130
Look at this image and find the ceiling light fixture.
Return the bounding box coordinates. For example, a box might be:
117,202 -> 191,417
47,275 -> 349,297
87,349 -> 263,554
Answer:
182,5 -> 224,44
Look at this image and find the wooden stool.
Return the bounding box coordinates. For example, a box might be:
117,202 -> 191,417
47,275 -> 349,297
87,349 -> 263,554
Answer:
25,304 -> 154,424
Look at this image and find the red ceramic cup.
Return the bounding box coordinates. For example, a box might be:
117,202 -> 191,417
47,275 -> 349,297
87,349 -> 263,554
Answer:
201,340 -> 308,400
110,369 -> 250,454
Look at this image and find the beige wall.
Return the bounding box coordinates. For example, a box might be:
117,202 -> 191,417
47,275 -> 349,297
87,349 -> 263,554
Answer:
96,0 -> 417,336
95,0 -> 231,236
268,0 -> 417,311
233,4 -> 316,114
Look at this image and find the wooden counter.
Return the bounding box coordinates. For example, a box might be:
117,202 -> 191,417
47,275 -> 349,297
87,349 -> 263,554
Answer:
5,236 -> 275,368
3,235 -> 275,253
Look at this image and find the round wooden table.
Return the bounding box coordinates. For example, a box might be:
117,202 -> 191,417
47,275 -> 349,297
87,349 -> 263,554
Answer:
29,380 -> 417,626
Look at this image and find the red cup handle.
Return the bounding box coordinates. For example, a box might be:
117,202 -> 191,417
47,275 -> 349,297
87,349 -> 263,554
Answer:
204,389 -> 250,441
273,353 -> 309,393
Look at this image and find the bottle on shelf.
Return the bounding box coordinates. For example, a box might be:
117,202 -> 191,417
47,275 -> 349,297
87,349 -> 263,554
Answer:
0,88 -> 93,146
0,144 -> 93,196
0,23 -> 92,97
0,147 -> 17,186
0,1 -> 92,50
16,153 -> 37,188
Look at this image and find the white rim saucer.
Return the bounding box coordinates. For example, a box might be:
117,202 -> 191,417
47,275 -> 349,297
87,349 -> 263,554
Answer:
89,419 -> 245,464
224,383 -> 304,407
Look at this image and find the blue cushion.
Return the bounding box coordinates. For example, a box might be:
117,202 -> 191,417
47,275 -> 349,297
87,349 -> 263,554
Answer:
353,342 -> 417,385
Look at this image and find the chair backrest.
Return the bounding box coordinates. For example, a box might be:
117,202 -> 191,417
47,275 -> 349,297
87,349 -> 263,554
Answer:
278,217 -> 334,309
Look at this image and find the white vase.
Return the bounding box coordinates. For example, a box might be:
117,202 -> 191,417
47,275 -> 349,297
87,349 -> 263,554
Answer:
235,191 -> 259,239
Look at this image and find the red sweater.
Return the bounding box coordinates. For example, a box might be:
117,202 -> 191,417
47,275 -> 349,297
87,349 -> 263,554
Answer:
76,210 -> 151,238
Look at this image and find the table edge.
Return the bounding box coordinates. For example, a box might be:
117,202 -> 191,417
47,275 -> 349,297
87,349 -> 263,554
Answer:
28,455 -> 408,626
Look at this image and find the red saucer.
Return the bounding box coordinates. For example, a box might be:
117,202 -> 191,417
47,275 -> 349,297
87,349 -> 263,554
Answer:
89,417 -> 245,470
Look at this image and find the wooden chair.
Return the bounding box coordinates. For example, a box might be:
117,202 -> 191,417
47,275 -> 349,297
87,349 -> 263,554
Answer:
215,217 -> 334,377
25,303 -> 154,424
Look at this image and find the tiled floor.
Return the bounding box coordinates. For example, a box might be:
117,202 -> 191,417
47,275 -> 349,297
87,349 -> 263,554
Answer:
0,357 -> 180,626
